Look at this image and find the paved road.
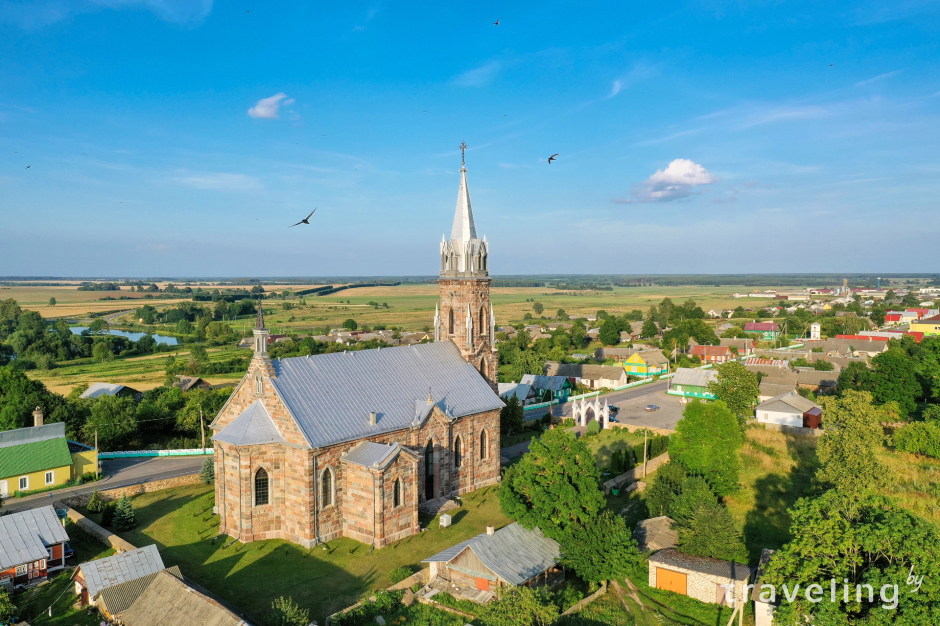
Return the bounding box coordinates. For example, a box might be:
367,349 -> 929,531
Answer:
524,380 -> 670,420
2,456 -> 205,514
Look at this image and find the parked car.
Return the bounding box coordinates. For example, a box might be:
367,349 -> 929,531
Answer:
608,417 -> 620,423
63,542 -> 74,559
644,404 -> 659,412
609,405 -> 620,412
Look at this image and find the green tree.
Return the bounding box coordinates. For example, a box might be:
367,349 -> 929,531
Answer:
48,297 -> 56,306
669,400 -> 742,496
200,457 -> 215,484
868,348 -> 922,416
87,489 -> 104,513
83,395 -> 137,450
533,302 -> 544,315
585,419 -> 600,436
598,318 -> 620,346
641,318 -> 658,338
556,309 -> 568,320
188,344 -> 209,372
342,318 -> 357,330
761,491 -> 940,624
816,391 -> 887,499
89,318 -> 108,334
478,586 -> 559,626
644,461 -> 687,518
112,494 -> 137,530
268,596 -> 310,626
812,359 -> 835,371
500,394 -> 525,436
707,361 -> 759,423
0,589 -> 16,622
675,498 -> 748,562
500,428 -> 605,541
92,341 -> 113,363
836,360 -> 872,395
561,510 -> 641,584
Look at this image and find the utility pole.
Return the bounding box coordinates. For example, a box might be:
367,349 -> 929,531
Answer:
643,430 -> 648,478
200,405 -> 206,451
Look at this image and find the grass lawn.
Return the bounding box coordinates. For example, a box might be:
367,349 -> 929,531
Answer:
580,427 -> 644,469
95,483 -> 510,624
13,519 -> 115,626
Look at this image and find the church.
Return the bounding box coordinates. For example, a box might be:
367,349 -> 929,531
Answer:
210,148 -> 503,549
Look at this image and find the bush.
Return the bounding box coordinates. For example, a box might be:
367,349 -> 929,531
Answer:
388,565 -> 414,584
893,421 -> 940,459
562,418 -> 575,428
541,412 -> 553,427
111,494 -> 137,531
87,489 -> 103,513
268,596 -> 309,626
101,501 -> 117,527
585,420 -> 601,437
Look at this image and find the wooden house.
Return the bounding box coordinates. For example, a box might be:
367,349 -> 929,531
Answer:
618,350 -> 669,378
0,506 -> 70,591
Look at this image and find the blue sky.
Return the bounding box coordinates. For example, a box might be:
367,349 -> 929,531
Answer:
1,0 -> 939,277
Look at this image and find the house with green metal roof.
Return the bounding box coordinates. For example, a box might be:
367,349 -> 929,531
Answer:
0,416 -> 97,498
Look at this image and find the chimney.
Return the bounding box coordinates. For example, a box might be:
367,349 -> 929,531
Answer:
32,406 -> 43,427
369,411 -> 377,425
486,525 -> 495,536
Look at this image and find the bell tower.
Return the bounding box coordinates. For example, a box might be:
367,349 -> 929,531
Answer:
434,143 -> 498,388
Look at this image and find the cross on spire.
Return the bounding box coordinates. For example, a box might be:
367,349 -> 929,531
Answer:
459,141 -> 468,166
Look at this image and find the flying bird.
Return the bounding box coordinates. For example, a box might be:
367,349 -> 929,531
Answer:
493,18 -> 500,25
547,154 -> 558,164
289,208 -> 317,227
82,153 -> 87,156
25,165 -> 31,169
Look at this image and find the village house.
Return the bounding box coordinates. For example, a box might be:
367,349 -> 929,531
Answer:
74,545 -> 166,607
80,382 -> 143,401
497,382 -> 537,406
520,374 -> 573,402
911,313 -> 940,336
743,322 -> 780,340
649,548 -> 753,607
719,337 -> 756,357
422,523 -> 563,602
211,153 -> 504,550
120,569 -> 253,626
174,375 -> 212,392
755,391 -> 822,429
95,565 -> 185,623
0,413 -> 97,497
0,506 -> 70,591
618,349 -> 670,378
689,345 -> 733,364
544,362 -> 628,389
667,368 -> 718,400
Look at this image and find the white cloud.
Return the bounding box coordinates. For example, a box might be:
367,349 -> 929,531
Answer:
604,63 -> 658,99
855,70 -> 901,87
609,80 -> 623,98
454,61 -> 501,87
614,159 -> 718,203
172,172 -> 263,192
248,93 -> 291,119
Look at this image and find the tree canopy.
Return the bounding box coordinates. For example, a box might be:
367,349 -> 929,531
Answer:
816,391 -> 888,499
707,361 -> 759,422
669,400 -> 743,496
560,510 -> 642,584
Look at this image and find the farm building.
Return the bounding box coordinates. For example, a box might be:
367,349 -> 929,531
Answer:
0,505 -> 70,591
422,523 -> 563,601
80,382 -> 143,401
667,368 -> 718,400
649,548 -> 753,607
755,391 -> 822,429
0,415 -> 97,497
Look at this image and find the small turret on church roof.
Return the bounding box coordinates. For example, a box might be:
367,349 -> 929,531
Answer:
255,304 -> 265,330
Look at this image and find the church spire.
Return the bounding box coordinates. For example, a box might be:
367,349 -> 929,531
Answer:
255,304 -> 266,330
450,141 -> 477,244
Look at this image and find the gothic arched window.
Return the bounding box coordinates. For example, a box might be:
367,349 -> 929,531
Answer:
480,306 -> 487,335
448,308 -> 454,335
393,478 -> 402,507
480,430 -> 488,459
254,468 -> 269,506
321,468 -> 334,508
255,372 -> 263,394
454,437 -> 462,469
479,358 -> 486,377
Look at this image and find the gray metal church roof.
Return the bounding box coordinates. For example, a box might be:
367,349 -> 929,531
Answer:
423,523 -> 561,586
0,505 -> 70,570
79,544 -> 166,599
212,400 -> 286,447
268,342 -> 504,449
341,441 -> 409,469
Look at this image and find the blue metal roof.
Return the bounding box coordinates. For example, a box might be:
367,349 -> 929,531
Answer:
268,342 -> 504,449
212,400 -> 286,447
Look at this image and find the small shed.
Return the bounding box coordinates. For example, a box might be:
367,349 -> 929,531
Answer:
755,391 -> 822,429
80,383 -> 143,402
422,523 -> 563,599
649,548 -> 753,606
74,544 -> 166,607
175,376 -> 212,392
633,517 -> 678,553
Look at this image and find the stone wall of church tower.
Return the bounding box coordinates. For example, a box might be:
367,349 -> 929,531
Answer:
438,277 -> 498,387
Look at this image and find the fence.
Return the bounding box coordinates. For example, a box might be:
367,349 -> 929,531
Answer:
99,448 -> 213,458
